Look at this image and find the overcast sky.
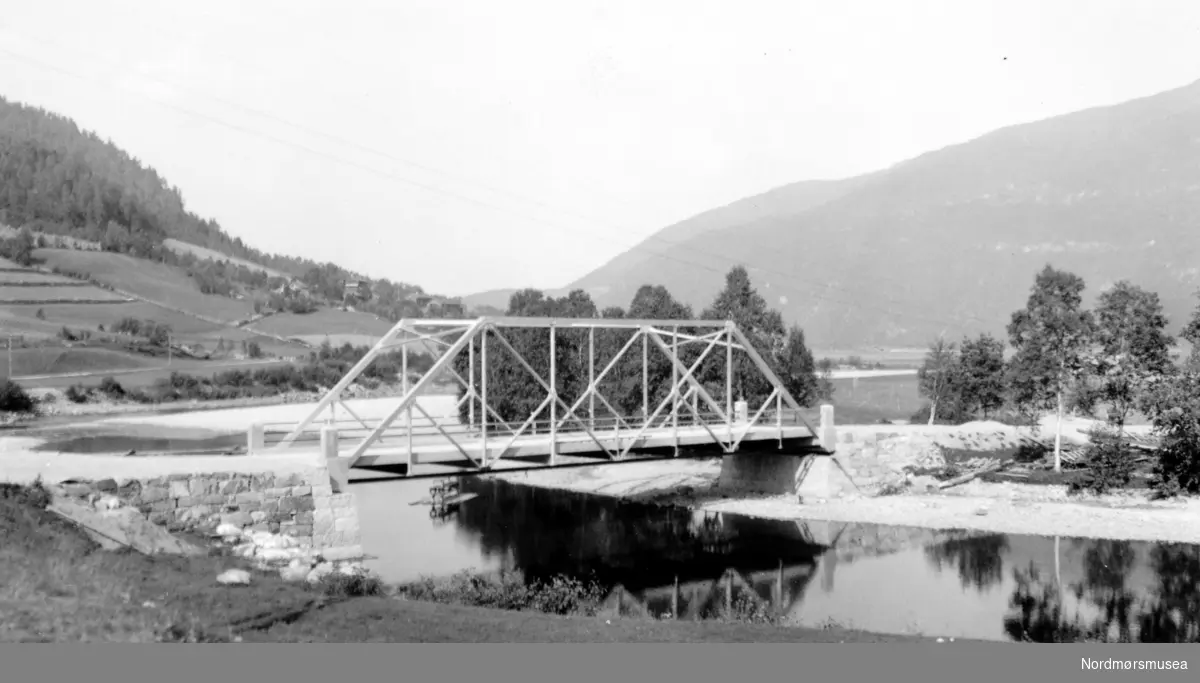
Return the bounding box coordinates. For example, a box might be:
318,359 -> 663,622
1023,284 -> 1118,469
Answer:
1,0 -> 1198,296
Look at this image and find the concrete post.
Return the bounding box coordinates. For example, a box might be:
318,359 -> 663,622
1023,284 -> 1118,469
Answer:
734,400 -> 749,425
321,426 -> 349,493
248,422 -> 265,454
819,404 -> 837,453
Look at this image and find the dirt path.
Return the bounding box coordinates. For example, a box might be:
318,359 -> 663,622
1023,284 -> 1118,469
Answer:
495,458 -> 1200,546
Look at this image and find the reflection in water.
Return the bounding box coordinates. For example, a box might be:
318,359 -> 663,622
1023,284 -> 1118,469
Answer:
354,475 -> 1200,642
924,534 -> 1010,592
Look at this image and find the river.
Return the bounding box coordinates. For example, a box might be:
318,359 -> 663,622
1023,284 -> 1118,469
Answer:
354,473 -> 1200,643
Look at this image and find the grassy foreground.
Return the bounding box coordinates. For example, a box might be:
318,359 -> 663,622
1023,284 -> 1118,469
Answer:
0,482 -> 921,643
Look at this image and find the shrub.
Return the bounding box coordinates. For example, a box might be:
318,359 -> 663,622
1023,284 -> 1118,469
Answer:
1142,370 -> 1200,495
1070,427 -> 1134,495
65,384 -> 90,404
318,568 -> 385,599
0,477 -> 52,509
98,376 -> 125,399
397,570 -> 605,616
0,380 -> 35,413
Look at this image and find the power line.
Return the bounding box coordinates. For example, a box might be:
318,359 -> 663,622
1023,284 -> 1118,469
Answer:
0,38 -> 993,333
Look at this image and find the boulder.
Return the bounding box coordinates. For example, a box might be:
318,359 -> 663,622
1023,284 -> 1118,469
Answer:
217,568 -> 252,585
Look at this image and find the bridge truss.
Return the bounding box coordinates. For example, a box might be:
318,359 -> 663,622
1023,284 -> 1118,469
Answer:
269,317 -> 821,472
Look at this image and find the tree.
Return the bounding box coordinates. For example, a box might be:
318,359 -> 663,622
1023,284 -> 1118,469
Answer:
453,288 -> 601,428
0,227 -> 35,266
1181,289 -> 1200,371
957,333 -> 1007,419
1006,265 -> 1095,472
1090,280 -> 1173,433
918,337 -> 960,425
701,266 -> 786,405
1142,368 -> 1200,495
774,324 -> 823,408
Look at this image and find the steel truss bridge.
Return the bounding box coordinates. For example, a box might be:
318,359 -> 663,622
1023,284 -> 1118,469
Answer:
265,317 -> 824,476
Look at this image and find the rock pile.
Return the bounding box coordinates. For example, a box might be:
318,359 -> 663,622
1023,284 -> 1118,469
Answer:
212,522 -> 367,584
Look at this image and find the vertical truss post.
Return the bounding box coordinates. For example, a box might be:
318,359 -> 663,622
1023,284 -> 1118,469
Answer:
776,391 -> 783,448
549,323 -> 557,466
481,325 -> 489,468
671,324 -> 679,457
725,324 -> 733,448
403,343 -> 412,467
642,329 -> 649,423
468,335 -> 475,430
588,326 -> 595,432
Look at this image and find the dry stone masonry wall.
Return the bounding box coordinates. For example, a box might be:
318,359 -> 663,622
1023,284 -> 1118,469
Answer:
54,465 -> 365,583
829,431 -> 948,495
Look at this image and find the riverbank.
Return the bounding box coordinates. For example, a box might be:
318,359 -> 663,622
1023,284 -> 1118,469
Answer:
494,457 -> 1200,546
0,481 -> 930,643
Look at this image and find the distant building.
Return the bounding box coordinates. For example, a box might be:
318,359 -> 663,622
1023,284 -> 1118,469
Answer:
342,279 -> 373,302
271,279 -> 308,297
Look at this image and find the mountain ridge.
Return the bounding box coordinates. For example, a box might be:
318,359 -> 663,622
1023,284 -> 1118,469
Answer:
549,77 -> 1200,347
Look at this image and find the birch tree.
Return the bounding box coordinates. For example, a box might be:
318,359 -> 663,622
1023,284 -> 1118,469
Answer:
1006,265 -> 1095,472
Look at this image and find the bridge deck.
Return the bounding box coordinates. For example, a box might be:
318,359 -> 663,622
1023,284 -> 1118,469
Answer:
333,423 -> 815,469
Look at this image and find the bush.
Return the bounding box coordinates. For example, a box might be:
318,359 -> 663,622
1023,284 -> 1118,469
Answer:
1070,428 -> 1135,495
99,376 -> 125,399
318,568 -> 385,599
0,478 -> 52,509
397,570 -> 605,616
0,380 -> 35,413
1142,370 -> 1200,495
65,384 -> 90,404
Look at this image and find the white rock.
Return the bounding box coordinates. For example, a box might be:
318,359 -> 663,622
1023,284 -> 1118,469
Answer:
232,543 -> 257,559
216,569 -> 252,585
94,495 -> 123,510
258,548 -> 296,564
279,565 -> 310,582
256,534 -> 297,550
215,523 -> 243,538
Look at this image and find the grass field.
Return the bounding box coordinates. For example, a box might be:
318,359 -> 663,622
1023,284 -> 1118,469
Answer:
10,358 -> 296,389
0,302 -> 309,359
0,346 -> 161,379
162,238 -> 291,280
0,270 -> 77,284
0,283 -> 129,302
33,248 -> 255,322
251,309 -> 395,341
815,348 -> 927,370
829,374 -> 923,424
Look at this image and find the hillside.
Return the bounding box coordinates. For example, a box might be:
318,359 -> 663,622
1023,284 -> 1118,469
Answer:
561,78 -> 1200,348
0,95 -> 464,324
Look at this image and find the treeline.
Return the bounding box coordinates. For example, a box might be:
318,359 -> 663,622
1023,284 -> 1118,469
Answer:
451,266 -> 834,429
56,340 -> 432,406
0,96 -> 437,316
918,264 -> 1200,494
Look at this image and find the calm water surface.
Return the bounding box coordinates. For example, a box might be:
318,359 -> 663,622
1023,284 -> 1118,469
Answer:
355,474 -> 1200,642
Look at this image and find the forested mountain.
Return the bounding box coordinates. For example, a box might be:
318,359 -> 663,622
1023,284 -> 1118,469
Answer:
0,95 -> 434,318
